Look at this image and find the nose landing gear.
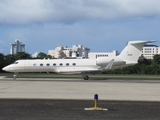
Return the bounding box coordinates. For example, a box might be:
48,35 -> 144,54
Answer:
13,73 -> 18,80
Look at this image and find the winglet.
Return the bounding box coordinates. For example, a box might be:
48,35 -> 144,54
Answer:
102,59 -> 114,71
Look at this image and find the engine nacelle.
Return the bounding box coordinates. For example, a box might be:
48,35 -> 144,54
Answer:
96,57 -> 112,66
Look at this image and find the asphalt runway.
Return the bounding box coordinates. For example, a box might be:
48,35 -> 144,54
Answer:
0,99 -> 160,120
0,77 -> 160,119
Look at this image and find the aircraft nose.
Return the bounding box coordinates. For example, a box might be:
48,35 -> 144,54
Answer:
2,66 -> 10,72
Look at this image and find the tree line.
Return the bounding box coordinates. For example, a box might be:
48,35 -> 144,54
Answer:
1,52 -> 160,74
104,54 -> 160,74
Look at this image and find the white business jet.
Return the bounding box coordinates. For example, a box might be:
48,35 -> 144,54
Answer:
2,40 -> 156,80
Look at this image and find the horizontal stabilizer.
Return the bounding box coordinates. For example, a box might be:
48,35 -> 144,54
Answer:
129,40 -> 157,45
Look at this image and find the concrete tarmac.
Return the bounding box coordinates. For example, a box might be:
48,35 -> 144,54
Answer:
0,77 -> 160,101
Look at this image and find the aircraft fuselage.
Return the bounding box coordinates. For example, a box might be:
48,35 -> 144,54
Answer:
3,57 -> 126,73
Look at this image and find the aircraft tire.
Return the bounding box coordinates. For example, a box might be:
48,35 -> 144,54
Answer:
84,76 -> 89,80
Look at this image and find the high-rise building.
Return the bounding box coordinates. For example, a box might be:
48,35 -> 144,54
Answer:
10,39 -> 25,54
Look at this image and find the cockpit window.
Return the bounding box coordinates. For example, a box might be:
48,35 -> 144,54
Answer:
12,62 -> 18,64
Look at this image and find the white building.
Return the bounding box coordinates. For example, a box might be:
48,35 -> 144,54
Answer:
141,45 -> 160,59
32,52 -> 39,58
10,39 -> 25,54
48,45 -> 90,58
88,50 -> 118,59
48,43 -> 160,59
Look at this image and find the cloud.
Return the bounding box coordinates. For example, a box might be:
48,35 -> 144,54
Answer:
2,16 -> 159,54
0,0 -> 160,24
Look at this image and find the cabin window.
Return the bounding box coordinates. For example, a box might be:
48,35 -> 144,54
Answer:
33,63 -> 37,66
66,63 -> 69,66
59,63 -> 63,66
72,63 -> 76,66
46,63 -> 50,66
53,63 -> 56,66
40,63 -> 43,66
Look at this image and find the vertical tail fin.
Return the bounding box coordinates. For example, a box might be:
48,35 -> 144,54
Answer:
118,40 -> 156,63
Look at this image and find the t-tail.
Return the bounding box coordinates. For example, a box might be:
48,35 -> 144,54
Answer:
117,40 -> 157,65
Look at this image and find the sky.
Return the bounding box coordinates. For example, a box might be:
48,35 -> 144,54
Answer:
0,0 -> 160,55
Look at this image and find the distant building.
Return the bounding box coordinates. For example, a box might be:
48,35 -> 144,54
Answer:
89,44 -> 160,59
88,50 -> 118,59
32,52 -> 39,58
10,39 -> 25,54
48,45 -> 90,58
141,44 -> 160,59
88,44 -> 160,59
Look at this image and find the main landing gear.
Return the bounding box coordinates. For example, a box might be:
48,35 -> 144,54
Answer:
82,74 -> 89,80
13,73 -> 18,80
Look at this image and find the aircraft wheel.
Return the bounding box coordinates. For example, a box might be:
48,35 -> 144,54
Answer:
84,75 -> 89,80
